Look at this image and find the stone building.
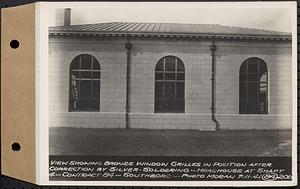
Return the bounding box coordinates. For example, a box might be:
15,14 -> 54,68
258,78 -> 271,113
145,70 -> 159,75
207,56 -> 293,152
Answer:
49,12 -> 292,130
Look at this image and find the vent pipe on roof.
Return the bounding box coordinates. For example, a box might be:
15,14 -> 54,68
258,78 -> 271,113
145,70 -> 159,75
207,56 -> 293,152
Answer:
210,38 -> 220,131
64,8 -> 71,26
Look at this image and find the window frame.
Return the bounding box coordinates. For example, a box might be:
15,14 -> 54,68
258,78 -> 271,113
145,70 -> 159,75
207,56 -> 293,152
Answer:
239,57 -> 268,114
154,56 -> 185,113
69,54 -> 101,112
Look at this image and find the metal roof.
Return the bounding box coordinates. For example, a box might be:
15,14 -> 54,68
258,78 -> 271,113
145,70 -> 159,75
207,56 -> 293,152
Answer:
49,22 -> 291,40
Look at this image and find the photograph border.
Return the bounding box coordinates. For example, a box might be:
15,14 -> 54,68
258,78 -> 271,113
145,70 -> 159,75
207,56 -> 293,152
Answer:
36,1 -> 298,187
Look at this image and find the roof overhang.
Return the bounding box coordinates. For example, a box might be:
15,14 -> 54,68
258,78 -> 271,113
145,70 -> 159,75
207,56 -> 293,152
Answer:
49,31 -> 292,41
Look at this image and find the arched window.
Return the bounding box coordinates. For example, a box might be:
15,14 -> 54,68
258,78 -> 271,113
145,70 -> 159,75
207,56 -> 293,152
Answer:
155,56 -> 185,113
239,57 -> 268,114
69,54 -> 101,112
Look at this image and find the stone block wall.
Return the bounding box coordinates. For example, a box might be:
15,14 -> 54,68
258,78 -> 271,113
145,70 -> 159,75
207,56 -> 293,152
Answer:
49,36 -> 292,130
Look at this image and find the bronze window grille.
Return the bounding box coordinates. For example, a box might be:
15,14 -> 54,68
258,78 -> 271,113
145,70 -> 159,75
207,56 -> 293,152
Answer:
155,56 -> 185,113
69,54 -> 101,112
239,57 -> 268,114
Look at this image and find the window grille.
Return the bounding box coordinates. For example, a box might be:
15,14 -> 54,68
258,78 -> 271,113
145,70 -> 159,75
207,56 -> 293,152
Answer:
239,57 -> 268,114
155,56 -> 185,113
69,54 -> 101,112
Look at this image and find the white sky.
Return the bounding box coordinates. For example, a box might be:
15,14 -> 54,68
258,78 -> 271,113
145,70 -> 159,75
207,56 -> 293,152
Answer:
49,2 -> 294,33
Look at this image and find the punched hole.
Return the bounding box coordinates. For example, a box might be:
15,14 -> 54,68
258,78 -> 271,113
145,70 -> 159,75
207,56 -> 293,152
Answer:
11,143 -> 21,151
10,40 -> 20,49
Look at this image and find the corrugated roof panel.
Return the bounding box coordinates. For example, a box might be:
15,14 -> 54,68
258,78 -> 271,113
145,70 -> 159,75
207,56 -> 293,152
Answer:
98,22 -> 114,31
159,23 -> 166,32
148,23 -> 156,32
158,23 -> 165,32
143,23 -> 152,32
140,23 -> 151,32
109,22 -> 128,31
123,22 -> 132,31
116,22 -> 132,31
49,22 -> 291,39
135,23 -> 147,32
94,22 -> 114,31
134,23 -> 145,32
126,22 -> 139,32
85,23 -> 105,31
101,22 -> 121,31
75,23 -> 102,31
152,23 -> 160,32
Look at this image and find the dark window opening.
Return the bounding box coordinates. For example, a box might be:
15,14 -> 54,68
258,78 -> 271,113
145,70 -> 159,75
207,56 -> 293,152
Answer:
239,58 -> 268,114
155,56 -> 185,113
69,54 -> 101,112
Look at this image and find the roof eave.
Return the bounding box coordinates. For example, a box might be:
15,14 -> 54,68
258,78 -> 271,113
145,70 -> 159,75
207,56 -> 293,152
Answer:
48,31 -> 292,40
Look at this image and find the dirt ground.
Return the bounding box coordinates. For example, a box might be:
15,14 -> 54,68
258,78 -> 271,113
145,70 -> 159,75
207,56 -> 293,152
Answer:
49,128 -> 292,156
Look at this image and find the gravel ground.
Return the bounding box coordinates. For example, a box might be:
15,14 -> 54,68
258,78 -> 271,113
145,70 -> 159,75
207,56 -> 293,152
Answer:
49,128 -> 292,156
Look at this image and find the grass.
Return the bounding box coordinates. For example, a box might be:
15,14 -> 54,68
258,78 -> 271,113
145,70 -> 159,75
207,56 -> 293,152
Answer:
49,128 -> 292,156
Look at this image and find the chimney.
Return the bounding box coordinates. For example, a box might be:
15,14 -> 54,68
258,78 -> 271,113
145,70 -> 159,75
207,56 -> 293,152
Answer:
64,8 -> 71,26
